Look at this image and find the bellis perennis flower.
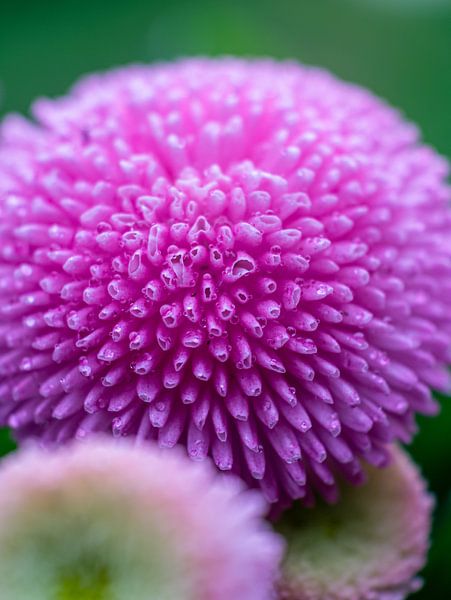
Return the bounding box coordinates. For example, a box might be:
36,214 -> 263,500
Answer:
277,446 -> 433,600
0,437 -> 283,600
0,58 -> 450,506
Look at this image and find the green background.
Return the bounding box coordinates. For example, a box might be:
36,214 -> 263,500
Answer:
1,0 -> 450,596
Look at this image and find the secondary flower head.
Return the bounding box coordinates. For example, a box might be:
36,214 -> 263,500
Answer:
0,58 -> 450,506
277,446 -> 433,600
0,437 -> 283,600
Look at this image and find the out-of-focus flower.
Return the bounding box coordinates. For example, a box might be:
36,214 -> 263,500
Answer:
0,437 -> 283,600
0,58 -> 450,506
277,446 -> 433,600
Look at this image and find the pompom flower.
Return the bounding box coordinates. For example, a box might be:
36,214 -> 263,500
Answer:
0,437 -> 283,600
277,446 -> 433,600
0,58 -> 450,506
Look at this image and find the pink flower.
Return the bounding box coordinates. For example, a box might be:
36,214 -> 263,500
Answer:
0,437 -> 283,600
277,446 -> 433,600
0,58 -> 450,506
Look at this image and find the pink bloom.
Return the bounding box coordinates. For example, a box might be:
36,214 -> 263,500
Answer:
277,446 -> 433,600
0,58 -> 450,506
0,437 -> 283,600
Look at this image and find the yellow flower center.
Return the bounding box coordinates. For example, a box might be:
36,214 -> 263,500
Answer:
56,566 -> 110,600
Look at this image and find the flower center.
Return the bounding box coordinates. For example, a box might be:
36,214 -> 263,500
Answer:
56,566 -> 110,600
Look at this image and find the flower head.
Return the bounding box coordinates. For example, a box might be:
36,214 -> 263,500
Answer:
0,437 -> 282,600
277,446 -> 433,600
0,58 -> 450,506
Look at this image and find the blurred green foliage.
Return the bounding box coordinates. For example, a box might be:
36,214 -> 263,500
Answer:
0,0 -> 450,597
0,428 -> 16,455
